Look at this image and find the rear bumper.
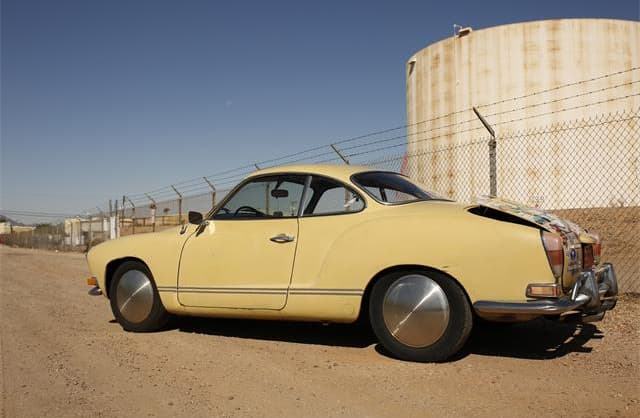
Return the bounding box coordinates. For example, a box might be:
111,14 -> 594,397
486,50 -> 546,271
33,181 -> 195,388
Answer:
474,263 -> 618,322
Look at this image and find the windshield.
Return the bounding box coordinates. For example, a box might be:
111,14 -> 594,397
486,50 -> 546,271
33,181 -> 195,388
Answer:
351,171 -> 450,204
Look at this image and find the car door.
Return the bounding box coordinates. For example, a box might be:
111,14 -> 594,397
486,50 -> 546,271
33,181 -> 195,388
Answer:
177,174 -> 307,309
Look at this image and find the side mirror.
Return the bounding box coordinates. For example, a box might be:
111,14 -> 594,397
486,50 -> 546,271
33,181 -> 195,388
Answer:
188,211 -> 203,225
271,189 -> 289,199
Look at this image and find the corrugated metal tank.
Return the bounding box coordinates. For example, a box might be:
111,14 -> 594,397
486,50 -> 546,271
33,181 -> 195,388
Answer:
406,19 -> 639,208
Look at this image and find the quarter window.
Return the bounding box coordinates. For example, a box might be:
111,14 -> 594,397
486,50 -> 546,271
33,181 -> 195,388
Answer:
302,176 -> 364,216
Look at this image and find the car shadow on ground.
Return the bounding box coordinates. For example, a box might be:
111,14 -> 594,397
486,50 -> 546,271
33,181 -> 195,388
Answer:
172,315 -> 603,360
458,318 -> 603,361
175,317 -> 377,348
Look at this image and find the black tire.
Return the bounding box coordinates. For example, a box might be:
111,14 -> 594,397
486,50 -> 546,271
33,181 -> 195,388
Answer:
109,261 -> 169,332
369,269 -> 473,362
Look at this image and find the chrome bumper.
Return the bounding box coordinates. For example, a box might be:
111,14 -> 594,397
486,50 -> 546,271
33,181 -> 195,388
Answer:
474,263 -> 618,321
88,286 -> 103,296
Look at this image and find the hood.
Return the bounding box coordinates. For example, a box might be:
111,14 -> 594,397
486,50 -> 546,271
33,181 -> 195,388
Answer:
475,197 -> 599,245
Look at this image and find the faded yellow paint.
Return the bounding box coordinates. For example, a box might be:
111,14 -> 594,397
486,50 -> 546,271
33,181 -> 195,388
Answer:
87,164 -> 556,323
178,218 -> 298,309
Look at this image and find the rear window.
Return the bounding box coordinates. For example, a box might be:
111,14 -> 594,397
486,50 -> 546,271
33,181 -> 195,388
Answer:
351,172 -> 448,204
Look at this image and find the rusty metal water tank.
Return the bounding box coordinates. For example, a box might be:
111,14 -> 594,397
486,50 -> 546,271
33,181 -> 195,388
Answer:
405,19 -> 639,208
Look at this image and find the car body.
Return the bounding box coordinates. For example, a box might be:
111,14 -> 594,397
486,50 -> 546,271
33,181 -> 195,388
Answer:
86,164 -> 618,362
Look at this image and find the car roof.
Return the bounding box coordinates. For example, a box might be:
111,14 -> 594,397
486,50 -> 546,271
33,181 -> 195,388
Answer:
249,164 -> 382,183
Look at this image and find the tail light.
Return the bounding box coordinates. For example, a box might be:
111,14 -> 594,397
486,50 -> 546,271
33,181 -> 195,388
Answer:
542,231 -> 564,279
593,242 -> 602,265
583,244 -> 594,269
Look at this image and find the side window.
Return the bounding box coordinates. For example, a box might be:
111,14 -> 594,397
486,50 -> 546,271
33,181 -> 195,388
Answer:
302,176 -> 364,216
214,175 -> 306,219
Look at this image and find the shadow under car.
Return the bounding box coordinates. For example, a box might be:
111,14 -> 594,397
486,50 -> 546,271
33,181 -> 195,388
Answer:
160,315 -> 603,361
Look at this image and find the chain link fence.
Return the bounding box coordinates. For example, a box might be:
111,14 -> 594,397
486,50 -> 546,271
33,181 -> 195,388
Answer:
2,108 -> 638,292
360,108 -> 639,292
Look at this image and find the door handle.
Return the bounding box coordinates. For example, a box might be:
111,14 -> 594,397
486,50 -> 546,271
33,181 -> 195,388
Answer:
270,234 -> 295,243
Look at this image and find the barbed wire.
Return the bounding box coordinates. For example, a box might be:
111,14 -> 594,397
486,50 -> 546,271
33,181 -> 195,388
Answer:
0,210 -> 78,219
125,91 -> 639,206
125,102 -> 640,207
132,93 -> 640,206
346,99 -> 640,161
497,109 -> 640,140
118,67 -> 640,204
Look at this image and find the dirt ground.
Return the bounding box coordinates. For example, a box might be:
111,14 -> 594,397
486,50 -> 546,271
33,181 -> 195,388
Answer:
555,206 -> 640,293
1,246 -> 638,418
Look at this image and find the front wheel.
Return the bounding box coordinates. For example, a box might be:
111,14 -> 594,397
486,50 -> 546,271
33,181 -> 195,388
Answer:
369,270 -> 473,362
109,261 -> 169,332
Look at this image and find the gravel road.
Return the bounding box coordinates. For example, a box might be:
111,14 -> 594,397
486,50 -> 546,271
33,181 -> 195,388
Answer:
1,246 -> 638,418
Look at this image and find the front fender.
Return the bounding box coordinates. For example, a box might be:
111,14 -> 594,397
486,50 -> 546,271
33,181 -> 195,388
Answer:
86,226 -> 194,309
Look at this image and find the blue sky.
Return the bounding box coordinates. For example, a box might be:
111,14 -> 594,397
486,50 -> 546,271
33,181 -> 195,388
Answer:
1,0 -> 638,222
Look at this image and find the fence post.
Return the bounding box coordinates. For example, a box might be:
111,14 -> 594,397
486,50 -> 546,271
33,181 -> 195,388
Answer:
489,138 -> 496,197
203,176 -> 217,209
125,197 -> 136,235
472,107 -> 497,197
114,199 -> 120,238
107,200 -> 112,241
144,194 -> 157,231
330,144 -> 350,164
121,195 -> 126,234
95,206 -> 105,242
171,185 -> 183,224
88,215 -> 92,246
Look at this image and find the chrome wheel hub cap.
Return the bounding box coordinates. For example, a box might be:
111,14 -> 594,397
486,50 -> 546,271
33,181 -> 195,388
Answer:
382,274 -> 450,348
116,270 -> 153,323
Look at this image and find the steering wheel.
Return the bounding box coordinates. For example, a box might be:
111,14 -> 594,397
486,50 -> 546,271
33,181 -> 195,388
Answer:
234,205 -> 265,217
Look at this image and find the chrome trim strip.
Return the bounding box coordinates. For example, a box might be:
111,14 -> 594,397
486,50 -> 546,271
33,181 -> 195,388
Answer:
181,290 -> 287,295
176,287 -> 287,295
289,289 -> 363,295
157,286 -> 364,296
289,291 -> 363,296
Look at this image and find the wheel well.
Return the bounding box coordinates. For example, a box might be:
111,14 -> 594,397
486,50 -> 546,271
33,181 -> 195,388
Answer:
357,265 -> 471,323
104,257 -> 149,298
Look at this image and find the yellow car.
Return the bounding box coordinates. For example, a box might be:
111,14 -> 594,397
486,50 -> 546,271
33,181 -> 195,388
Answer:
86,164 -> 618,362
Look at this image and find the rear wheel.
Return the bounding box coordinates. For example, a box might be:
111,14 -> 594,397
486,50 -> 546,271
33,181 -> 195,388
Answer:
109,261 -> 169,332
369,270 -> 473,362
